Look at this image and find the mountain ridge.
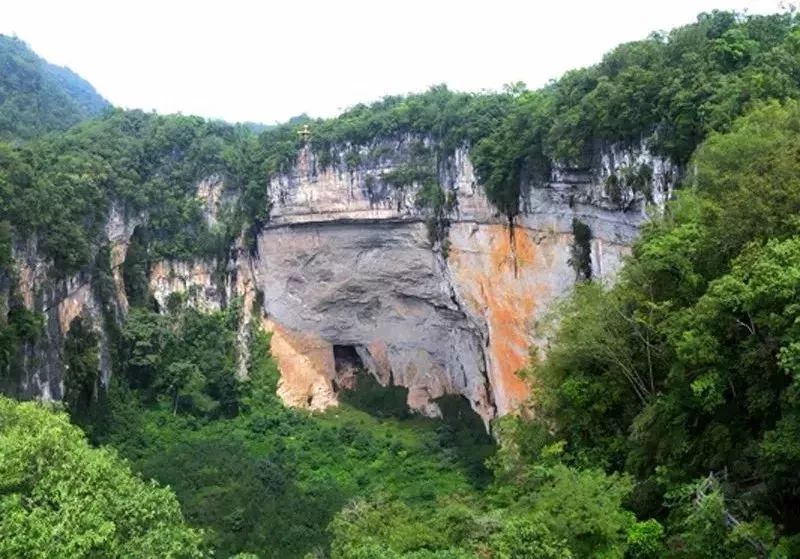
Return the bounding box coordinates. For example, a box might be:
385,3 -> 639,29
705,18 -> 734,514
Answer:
0,34 -> 109,140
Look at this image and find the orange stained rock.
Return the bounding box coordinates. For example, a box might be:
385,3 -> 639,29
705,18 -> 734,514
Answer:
265,319 -> 338,411
57,283 -> 92,333
16,261 -> 37,309
366,340 -> 392,385
448,223 -> 568,415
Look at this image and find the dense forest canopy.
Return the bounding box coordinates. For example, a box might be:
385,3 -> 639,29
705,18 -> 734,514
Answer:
72,301 -> 496,558
2,8 -> 800,558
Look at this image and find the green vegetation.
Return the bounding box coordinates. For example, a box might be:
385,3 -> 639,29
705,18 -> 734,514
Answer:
522,100 -> 800,556
4,12 -> 797,278
63,315 -> 100,418
83,300 -> 495,558
309,85 -> 513,157
0,290 -> 40,378
0,110 -> 255,277
569,219 -> 592,281
0,395 -> 202,558
326,439 -> 653,559
4,8 -> 800,559
75,291 -> 656,558
0,106 -> 265,386
416,179 -> 456,254
237,87 -> 513,239
472,11 -> 800,218
0,35 -> 108,141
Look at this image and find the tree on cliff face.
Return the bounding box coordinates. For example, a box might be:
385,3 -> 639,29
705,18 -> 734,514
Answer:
63,315 -> 100,420
0,396 -> 203,558
471,90 -> 552,221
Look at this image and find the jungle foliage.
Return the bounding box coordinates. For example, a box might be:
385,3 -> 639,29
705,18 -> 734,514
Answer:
82,299 -> 496,558
0,395 -> 202,558
521,100 -> 800,557
3,9 -> 800,559
472,10 -> 800,217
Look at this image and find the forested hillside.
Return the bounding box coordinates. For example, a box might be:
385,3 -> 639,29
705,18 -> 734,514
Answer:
2,9 -> 800,558
0,34 -> 108,140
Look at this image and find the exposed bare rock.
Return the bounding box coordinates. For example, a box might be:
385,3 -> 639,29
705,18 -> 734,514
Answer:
105,203 -> 145,316
253,219 -> 494,421
3,204 -> 143,400
149,260 -> 223,312
6,143 -> 678,425
252,140 -> 678,420
267,319 -> 337,411
196,174 -> 225,227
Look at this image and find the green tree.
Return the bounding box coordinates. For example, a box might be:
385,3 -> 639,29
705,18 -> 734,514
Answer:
523,99 -> 800,551
525,465 -> 635,558
63,315 -> 100,419
491,519 -> 573,559
0,396 -> 202,558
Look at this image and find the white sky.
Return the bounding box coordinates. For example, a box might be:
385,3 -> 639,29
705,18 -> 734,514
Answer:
0,0 -> 786,124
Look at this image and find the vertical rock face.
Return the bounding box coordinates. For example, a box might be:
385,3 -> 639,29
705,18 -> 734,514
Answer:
149,260 -> 223,312
105,203 -> 145,317
4,203 -> 143,400
254,219 -> 494,420
267,136 -> 430,226
253,139 -> 677,420
5,140 -> 677,424
13,265 -> 99,401
196,174 -> 226,227
446,224 -> 562,415
268,319 -> 337,411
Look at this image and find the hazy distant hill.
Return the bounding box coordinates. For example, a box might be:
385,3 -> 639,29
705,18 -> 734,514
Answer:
0,34 -> 109,140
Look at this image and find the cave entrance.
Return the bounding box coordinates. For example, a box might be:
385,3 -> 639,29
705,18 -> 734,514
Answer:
333,345 -> 363,375
334,344 -> 411,419
332,345 -> 496,488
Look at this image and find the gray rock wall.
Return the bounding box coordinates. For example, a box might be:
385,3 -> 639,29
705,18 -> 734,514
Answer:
4,137 -> 678,424
252,139 -> 678,420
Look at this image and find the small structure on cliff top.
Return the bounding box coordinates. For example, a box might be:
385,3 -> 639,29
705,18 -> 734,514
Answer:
297,124 -> 312,143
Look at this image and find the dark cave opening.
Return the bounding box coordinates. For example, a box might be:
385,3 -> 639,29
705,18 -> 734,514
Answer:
333,344 -> 363,375
334,344 -> 411,419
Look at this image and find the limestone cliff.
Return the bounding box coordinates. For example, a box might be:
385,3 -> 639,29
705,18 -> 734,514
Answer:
2,204 -> 142,400
149,260 -> 224,312
4,136 -> 676,425
252,137 -> 676,421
